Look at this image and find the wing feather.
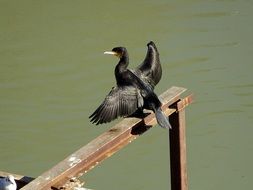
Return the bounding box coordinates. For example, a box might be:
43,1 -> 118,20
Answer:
89,86 -> 143,125
134,41 -> 162,89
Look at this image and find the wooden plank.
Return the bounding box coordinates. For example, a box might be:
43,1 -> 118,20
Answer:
169,100 -> 189,190
21,86 -> 187,190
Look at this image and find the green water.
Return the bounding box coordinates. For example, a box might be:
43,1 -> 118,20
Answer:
0,0 -> 252,189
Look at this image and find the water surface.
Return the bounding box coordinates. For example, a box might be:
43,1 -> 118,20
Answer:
0,0 -> 252,189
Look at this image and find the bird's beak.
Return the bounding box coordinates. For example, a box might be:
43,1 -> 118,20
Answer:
104,51 -> 117,55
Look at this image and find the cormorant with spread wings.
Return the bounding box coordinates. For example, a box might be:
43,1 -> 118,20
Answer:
89,41 -> 171,129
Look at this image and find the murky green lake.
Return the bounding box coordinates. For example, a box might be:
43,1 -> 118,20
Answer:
0,0 -> 252,189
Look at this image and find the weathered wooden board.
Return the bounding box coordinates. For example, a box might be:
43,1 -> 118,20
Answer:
21,86 -> 190,190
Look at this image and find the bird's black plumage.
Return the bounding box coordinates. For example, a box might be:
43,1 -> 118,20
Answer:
135,41 -> 162,89
89,41 -> 171,129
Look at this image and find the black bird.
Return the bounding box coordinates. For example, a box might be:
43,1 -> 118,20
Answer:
89,41 -> 171,129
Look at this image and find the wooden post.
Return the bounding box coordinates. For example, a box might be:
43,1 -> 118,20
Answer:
169,100 -> 188,190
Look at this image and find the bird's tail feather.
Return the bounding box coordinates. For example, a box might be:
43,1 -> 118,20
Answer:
155,107 -> 172,129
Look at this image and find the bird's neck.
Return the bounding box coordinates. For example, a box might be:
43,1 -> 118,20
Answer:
115,54 -> 129,84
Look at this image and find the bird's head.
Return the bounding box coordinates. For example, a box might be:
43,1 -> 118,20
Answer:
104,47 -> 127,59
6,175 -> 16,185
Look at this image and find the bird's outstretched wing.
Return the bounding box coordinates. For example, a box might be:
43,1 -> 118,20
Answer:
134,41 -> 162,89
89,86 -> 143,125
